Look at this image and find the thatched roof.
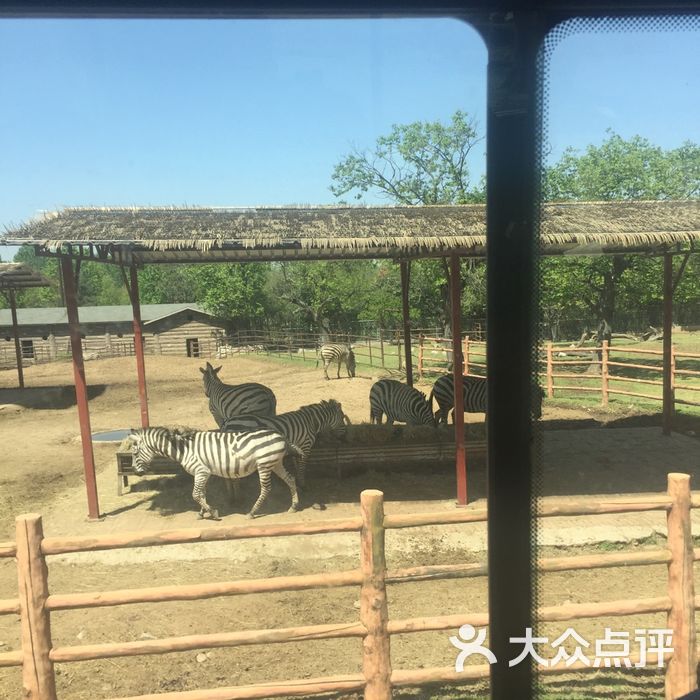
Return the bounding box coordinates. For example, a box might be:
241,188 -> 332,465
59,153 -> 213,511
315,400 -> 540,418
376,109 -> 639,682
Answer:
3,201 -> 699,263
0,263 -> 52,290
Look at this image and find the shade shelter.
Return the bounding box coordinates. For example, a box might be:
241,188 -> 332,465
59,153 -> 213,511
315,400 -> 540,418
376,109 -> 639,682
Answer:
0,263 -> 52,389
2,200 -> 699,519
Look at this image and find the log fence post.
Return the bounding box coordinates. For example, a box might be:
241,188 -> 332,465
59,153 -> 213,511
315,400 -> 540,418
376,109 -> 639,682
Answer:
546,342 -> 554,399
359,490 -> 391,699
418,335 -> 424,381
397,339 -> 402,372
601,340 -> 609,407
379,329 -> 385,369
463,336 -> 470,376
16,514 -> 57,700
665,473 -> 696,700
368,335 -> 373,368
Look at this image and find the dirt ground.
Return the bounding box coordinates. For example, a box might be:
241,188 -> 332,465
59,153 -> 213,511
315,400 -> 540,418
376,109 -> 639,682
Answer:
1,355 -> 699,699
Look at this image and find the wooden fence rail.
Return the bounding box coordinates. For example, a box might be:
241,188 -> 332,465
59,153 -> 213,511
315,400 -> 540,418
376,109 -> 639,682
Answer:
1,475 -> 697,699
542,341 -> 700,410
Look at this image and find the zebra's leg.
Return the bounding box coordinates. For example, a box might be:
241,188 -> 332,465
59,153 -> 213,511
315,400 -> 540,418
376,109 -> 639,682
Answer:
272,462 -> 300,513
323,359 -> 331,381
247,468 -> 273,519
336,358 -> 341,379
192,472 -> 218,520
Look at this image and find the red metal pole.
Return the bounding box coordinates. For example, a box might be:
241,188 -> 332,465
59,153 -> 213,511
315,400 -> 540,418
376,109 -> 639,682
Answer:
9,289 -> 25,389
662,253 -> 674,436
129,266 -> 150,428
400,261 -> 413,387
60,256 -> 100,520
450,253 -> 467,505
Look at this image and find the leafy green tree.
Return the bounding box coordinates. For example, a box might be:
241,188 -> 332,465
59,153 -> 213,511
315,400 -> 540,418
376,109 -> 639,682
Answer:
543,131 -> 700,331
331,111 -> 485,205
331,111 -> 486,334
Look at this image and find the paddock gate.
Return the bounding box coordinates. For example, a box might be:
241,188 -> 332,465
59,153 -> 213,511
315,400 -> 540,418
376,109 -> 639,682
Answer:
0,474 -> 698,700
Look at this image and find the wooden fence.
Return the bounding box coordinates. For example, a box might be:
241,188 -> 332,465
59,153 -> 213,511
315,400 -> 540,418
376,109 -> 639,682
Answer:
1,475 -> 698,699
543,341 -> 700,409
417,335 -> 487,379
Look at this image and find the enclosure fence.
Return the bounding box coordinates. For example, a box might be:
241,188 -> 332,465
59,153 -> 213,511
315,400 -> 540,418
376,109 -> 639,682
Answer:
543,341 -> 700,409
0,475 -> 698,699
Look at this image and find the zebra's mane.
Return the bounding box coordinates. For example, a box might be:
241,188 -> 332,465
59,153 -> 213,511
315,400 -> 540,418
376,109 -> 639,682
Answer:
135,426 -> 198,443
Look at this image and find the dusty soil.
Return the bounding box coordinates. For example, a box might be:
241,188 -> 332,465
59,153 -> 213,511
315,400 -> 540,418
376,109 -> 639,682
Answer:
1,355 -> 698,699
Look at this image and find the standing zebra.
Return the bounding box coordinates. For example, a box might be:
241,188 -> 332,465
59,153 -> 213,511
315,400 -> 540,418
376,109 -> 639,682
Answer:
200,362 -> 277,427
430,374 -> 543,425
369,379 -> 435,427
128,426 -> 302,519
317,344 -> 356,380
221,399 -> 350,487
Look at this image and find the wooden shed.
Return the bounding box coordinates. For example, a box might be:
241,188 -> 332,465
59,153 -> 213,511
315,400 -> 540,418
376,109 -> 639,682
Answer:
0,303 -> 227,368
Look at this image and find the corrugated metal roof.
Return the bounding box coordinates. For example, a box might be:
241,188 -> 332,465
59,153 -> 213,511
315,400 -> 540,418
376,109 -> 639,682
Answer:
0,303 -> 209,328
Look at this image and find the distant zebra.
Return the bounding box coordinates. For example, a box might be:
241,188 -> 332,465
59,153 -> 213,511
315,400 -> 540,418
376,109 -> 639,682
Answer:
317,344 -> 356,380
128,426 -> 302,519
369,379 -> 435,427
221,399 -> 350,487
430,374 -> 543,425
200,362 -> 276,427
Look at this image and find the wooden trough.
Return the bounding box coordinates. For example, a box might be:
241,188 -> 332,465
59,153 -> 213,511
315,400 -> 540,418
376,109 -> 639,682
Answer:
116,425 -> 487,494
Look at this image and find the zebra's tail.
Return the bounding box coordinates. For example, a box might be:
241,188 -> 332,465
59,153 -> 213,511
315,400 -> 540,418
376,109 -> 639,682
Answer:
428,387 -> 437,420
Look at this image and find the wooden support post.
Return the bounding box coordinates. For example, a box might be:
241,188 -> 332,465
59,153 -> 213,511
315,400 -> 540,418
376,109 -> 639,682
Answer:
418,334 -> 424,381
16,514 -> 58,700
400,261 -> 413,387
359,490 -> 391,700
379,329 -> 385,369
368,335 -> 373,367
60,256 -> 100,521
463,336 -> 470,376
129,266 -> 150,429
546,342 -> 554,399
665,473 -> 696,699
663,253 -> 674,435
397,339 -> 402,372
450,253 -> 467,506
9,288 -> 24,389
601,340 -> 609,407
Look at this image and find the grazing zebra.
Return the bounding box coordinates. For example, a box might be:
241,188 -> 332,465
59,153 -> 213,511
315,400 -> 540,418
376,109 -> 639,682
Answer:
200,362 -> 277,427
128,427 -> 303,519
430,374 -> 543,425
221,399 -> 350,487
369,379 -> 435,427
317,344 -> 356,380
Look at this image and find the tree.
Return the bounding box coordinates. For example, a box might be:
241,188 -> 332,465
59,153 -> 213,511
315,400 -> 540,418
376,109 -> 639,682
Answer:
330,111 -> 486,334
331,111 -> 485,205
543,131 -> 700,331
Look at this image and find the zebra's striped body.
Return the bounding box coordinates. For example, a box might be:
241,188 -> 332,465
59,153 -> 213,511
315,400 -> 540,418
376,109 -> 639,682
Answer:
318,344 -> 356,380
221,399 -> 349,487
200,362 -> 277,427
369,379 -> 435,427
430,374 -> 544,425
430,374 -> 487,426
128,427 -> 301,519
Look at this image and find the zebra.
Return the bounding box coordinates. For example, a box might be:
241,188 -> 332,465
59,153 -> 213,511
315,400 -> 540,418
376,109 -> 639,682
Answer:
369,379 -> 435,427
128,426 -> 303,519
221,399 -> 350,488
317,343 -> 356,380
200,362 -> 277,427
430,374 -> 544,425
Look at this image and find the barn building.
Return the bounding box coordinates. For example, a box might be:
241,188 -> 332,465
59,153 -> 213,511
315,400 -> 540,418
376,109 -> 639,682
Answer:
0,303 -> 228,368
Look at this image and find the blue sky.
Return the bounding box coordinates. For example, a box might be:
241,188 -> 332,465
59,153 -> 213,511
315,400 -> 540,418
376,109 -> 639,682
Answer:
0,17 -> 698,259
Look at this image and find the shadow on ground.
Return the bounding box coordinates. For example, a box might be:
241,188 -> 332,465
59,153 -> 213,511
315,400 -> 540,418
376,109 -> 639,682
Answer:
0,384 -> 107,409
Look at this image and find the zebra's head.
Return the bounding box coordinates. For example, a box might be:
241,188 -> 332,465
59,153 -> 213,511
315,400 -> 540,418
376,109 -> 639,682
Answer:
347,349 -> 356,378
127,429 -> 157,475
199,362 -> 223,396
323,399 -> 351,436
414,392 -> 437,428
